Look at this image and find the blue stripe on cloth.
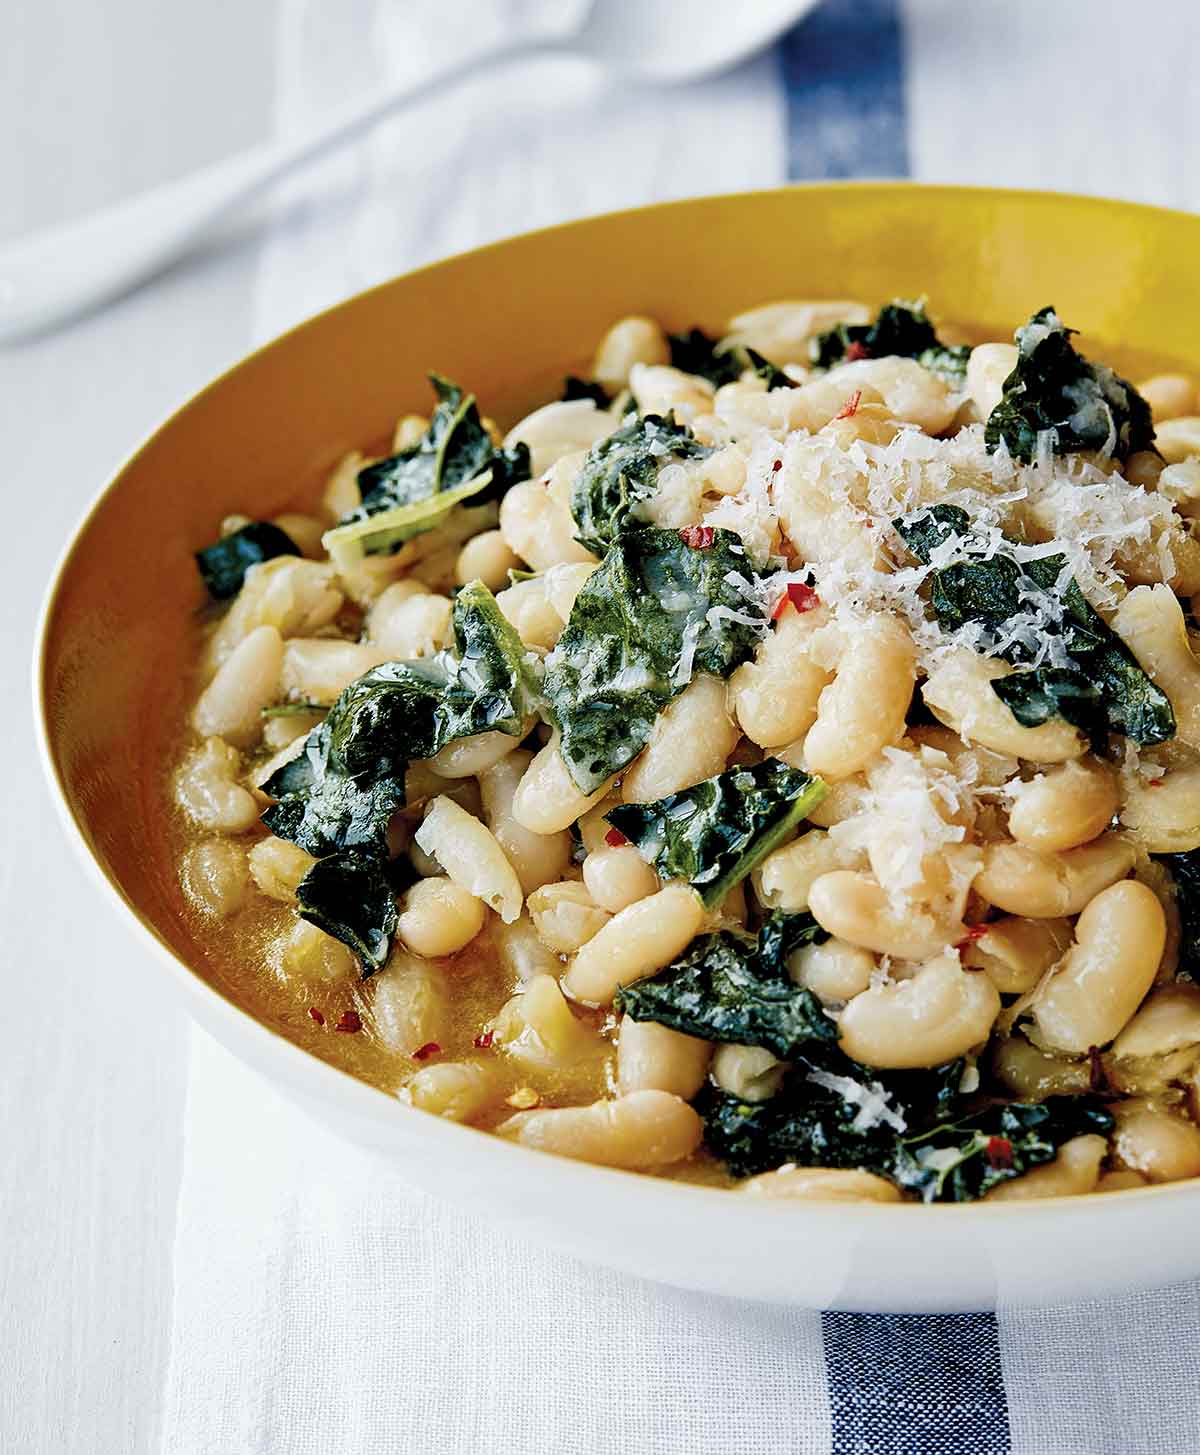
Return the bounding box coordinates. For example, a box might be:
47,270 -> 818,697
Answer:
821,1312 -> 1011,1455
779,0 -> 910,180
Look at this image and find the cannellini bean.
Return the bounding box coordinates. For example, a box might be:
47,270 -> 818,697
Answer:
175,738 -> 259,832
818,401 -> 903,450
543,561 -> 599,623
964,342 -> 1018,421
405,1061 -> 500,1122
591,315 -> 670,389
322,449 -> 366,520
1031,880 -> 1165,1053
620,674 -> 740,802
729,603 -> 832,748
499,479 -> 595,572
710,1043 -> 786,1101
527,881 -> 612,954
248,836 -> 317,902
563,883 -> 706,1006
803,776 -> 868,829
492,973 -> 603,1071
1138,373 -> 1197,422
511,734 -> 615,835
752,829 -> 848,912
455,530 -> 520,591
789,936 -> 876,1004
366,585 -> 452,658
823,356 -> 957,434
491,913 -> 563,986
742,1167 -> 903,1202
1096,1170 -> 1148,1192
414,796 -> 523,924
984,1135 -> 1107,1201
721,299 -> 870,364
922,650 -> 1086,762
961,916 -> 1073,994
1157,459 -> 1200,516
993,1034 -> 1093,1101
429,725 -> 527,780
802,615 -> 914,779
1120,766 -> 1200,852
193,624 -> 283,747
1112,1100 -> 1200,1183
271,512 -> 326,558
1111,983 -> 1200,1060
179,839 -> 249,918
1113,584 -> 1200,750
275,919 -> 357,985
808,871 -> 965,960
771,436 -> 883,573
370,952 -> 448,1054
395,876 -> 487,957
628,363 -> 713,419
207,557 -> 344,668
392,413 -> 430,450
1154,416 -> 1200,465
974,833 -> 1135,918
1124,451 -> 1164,488
495,577 -> 565,650
478,749 -> 573,896
837,951 -> 1000,1069
1008,758 -> 1118,853
497,1089 -> 703,1169
281,639 -> 384,705
616,1018 -> 711,1097
262,708 -> 323,750
582,844 -> 659,913
503,400 -> 612,477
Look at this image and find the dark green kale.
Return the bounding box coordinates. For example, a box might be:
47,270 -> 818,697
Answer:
542,526 -> 769,792
1153,849 -> 1200,978
261,700 -> 325,719
984,307 -> 1155,463
615,914 -> 836,1061
894,507 -> 1175,745
294,850 -> 399,974
667,327 -> 744,388
809,300 -> 969,384
569,413 -> 711,554
262,581 -> 535,857
562,376 -> 612,408
324,375 -> 530,568
745,347 -> 792,391
195,521 -> 299,600
604,761 -> 827,907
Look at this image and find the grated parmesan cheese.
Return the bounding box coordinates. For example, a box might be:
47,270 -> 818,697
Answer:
807,1068 -> 907,1133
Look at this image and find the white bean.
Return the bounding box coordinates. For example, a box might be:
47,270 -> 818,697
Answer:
616,1018 -> 711,1097
837,951 -> 1000,1069
563,883 -> 706,1006
175,738 -> 259,833
193,625 -> 283,747
479,749 -> 573,895
396,877 -> 486,957
414,796 -> 523,924
620,674 -> 739,802
179,839 -> 248,919
497,1089 -> 703,1169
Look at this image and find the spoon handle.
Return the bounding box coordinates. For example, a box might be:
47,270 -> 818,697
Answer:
0,35 -> 563,345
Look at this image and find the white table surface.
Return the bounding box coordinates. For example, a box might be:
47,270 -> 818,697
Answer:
4,2 -> 1200,1450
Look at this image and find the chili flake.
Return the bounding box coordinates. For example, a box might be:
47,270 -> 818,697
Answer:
771,458 -> 783,472
678,524 -> 714,550
834,389 -> 863,420
845,340 -> 871,362
308,1007 -> 325,1027
604,826 -> 630,848
334,1010 -> 362,1034
955,924 -> 989,954
411,1041 -> 441,1061
506,1087 -> 540,1110
473,1030 -> 495,1050
985,1136 -> 1013,1171
772,582 -> 821,620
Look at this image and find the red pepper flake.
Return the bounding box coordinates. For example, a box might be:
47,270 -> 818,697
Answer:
308,1007 -> 325,1026
834,389 -> 863,421
1148,776 -> 1165,788
334,1010 -> 362,1034
411,1041 -> 441,1062
955,924 -> 989,954
678,524 -> 714,550
771,458 -> 783,472
985,1136 -> 1013,1171
604,826 -> 630,848
772,582 -> 822,620
473,1030 -> 495,1050
845,340 -> 871,362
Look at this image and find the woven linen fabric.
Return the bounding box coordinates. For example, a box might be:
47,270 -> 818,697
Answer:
162,2 -> 1200,1452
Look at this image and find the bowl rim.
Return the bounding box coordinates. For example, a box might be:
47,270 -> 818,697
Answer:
33,179 -> 1200,1221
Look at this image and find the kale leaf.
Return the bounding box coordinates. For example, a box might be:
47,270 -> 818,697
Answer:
542,526 -> 769,792
262,581 -> 535,856
569,412 -> 711,554
562,375 -> 612,409
809,300 -> 970,384
667,327 -> 744,388
985,307 -> 1155,463
894,506 -> 1175,745
323,375 -> 530,570
1153,849 -> 1200,978
195,521 -> 299,600
294,849 -> 399,974
745,347 -> 792,391
604,761 -> 827,907
615,914 -> 836,1061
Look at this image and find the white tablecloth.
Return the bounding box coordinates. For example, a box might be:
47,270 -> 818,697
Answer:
6,2 -> 1200,1451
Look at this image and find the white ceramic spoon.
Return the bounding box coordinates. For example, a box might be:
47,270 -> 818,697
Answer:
0,0 -> 816,344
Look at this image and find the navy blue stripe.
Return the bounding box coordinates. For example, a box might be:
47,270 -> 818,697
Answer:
779,0 -> 910,181
822,1312 -> 1011,1454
